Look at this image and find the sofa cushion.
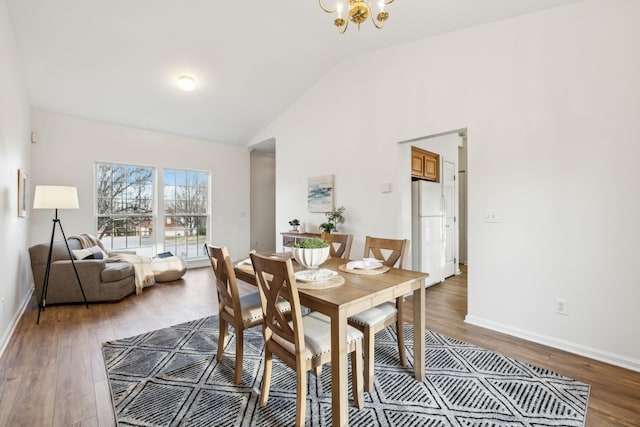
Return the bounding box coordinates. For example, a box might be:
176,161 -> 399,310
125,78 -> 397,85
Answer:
101,262 -> 135,282
72,246 -> 108,260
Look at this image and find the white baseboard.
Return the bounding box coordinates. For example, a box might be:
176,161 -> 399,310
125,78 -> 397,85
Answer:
0,287 -> 33,360
187,258 -> 210,269
465,314 -> 640,373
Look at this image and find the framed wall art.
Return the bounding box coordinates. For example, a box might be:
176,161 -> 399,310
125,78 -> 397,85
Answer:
18,168 -> 28,217
307,175 -> 334,213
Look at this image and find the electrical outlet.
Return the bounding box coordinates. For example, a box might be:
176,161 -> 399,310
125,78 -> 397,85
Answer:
555,298 -> 569,315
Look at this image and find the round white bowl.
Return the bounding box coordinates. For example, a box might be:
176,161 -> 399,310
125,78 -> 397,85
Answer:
292,246 -> 330,269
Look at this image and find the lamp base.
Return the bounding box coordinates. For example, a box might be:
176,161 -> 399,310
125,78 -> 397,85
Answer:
37,210 -> 89,324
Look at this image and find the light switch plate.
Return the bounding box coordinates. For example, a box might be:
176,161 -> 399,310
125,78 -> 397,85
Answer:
484,210 -> 499,223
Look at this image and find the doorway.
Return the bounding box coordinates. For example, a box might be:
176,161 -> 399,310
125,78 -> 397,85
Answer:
397,129 -> 467,278
250,138 -> 276,253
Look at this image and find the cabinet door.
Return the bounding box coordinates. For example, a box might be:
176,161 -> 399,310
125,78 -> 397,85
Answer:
411,151 -> 425,178
424,153 -> 438,181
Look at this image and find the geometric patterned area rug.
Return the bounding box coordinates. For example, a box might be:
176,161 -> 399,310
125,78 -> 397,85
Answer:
102,315 -> 590,426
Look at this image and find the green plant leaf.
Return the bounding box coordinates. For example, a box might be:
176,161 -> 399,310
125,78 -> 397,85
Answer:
293,237 -> 329,248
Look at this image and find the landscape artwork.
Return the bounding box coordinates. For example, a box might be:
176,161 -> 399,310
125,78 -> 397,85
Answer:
307,175 -> 334,213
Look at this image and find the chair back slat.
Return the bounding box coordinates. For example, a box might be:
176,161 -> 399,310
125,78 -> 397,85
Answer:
250,253 -> 305,356
363,236 -> 409,268
205,244 -> 242,318
321,233 -> 353,259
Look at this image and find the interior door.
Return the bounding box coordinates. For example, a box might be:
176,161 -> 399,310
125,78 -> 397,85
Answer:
458,170 -> 467,264
442,160 -> 456,278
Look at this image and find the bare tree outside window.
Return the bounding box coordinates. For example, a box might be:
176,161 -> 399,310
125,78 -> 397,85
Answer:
164,169 -> 209,259
96,163 -> 154,255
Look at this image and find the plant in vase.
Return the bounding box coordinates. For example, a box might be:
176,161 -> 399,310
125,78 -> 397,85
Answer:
319,205 -> 346,234
289,218 -> 300,232
292,237 -> 329,271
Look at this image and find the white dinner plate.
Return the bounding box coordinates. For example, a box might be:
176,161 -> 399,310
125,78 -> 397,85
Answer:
347,259 -> 383,270
294,269 -> 337,282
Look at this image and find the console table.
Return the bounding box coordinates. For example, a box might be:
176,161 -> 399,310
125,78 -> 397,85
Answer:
281,232 -> 320,248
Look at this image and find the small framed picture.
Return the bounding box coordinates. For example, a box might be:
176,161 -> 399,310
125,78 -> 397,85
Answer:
18,169 -> 28,217
307,175 -> 334,213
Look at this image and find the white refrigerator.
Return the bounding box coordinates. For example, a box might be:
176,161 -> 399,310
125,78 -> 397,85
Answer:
411,180 -> 445,287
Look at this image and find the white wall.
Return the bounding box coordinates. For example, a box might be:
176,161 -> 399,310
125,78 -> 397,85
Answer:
251,0 -> 640,370
0,0 -> 32,356
29,111 -> 251,261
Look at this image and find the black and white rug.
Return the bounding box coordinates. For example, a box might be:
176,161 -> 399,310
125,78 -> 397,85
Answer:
102,316 -> 590,426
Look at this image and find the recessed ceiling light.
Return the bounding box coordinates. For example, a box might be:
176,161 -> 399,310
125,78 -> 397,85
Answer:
177,75 -> 196,91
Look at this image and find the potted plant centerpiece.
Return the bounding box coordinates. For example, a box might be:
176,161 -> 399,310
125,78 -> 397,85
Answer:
319,205 -> 346,234
292,237 -> 330,271
289,218 -> 300,232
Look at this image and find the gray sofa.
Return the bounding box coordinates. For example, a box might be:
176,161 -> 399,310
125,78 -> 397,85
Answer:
29,238 -> 136,305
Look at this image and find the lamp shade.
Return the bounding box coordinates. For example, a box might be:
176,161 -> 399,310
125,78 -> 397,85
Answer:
33,185 -> 79,209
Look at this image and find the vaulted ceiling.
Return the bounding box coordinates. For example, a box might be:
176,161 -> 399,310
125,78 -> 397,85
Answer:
7,0 -> 581,146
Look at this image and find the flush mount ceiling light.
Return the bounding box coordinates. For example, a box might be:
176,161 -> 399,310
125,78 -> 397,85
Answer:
177,75 -> 197,91
319,0 -> 394,34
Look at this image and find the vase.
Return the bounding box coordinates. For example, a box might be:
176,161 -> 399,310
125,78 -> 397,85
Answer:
292,246 -> 329,270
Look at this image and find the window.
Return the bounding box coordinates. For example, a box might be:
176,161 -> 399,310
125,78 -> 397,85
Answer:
96,163 -> 154,256
95,164 -> 208,261
163,169 -> 209,259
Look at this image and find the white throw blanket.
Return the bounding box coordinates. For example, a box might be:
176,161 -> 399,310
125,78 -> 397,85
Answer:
108,252 -> 156,294
71,234 -> 155,294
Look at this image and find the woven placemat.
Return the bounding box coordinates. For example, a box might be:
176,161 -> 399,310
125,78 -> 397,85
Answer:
338,264 -> 390,275
297,274 -> 345,290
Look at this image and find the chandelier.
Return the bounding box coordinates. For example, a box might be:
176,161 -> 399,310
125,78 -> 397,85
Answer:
319,0 -> 394,34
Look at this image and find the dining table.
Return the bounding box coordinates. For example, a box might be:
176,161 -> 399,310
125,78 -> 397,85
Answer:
234,254 -> 428,427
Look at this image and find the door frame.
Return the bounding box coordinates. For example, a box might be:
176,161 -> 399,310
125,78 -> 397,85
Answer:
396,129 -> 466,274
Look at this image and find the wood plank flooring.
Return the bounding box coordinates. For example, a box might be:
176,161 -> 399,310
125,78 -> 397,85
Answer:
0,265 -> 638,426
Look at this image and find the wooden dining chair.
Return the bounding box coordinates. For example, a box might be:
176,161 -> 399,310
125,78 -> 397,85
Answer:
320,232 -> 353,259
205,244 -> 290,384
250,252 -> 364,426
347,235 -> 410,392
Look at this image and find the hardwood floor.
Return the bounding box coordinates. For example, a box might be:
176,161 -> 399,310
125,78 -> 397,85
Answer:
0,265 -> 638,426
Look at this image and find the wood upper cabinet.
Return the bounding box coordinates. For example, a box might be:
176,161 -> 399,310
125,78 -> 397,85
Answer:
411,146 -> 439,182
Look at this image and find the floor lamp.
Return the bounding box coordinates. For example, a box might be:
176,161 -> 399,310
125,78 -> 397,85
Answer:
33,185 -> 89,324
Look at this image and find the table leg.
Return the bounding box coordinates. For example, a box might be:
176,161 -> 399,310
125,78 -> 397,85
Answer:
413,278 -> 426,381
330,308 -> 348,427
